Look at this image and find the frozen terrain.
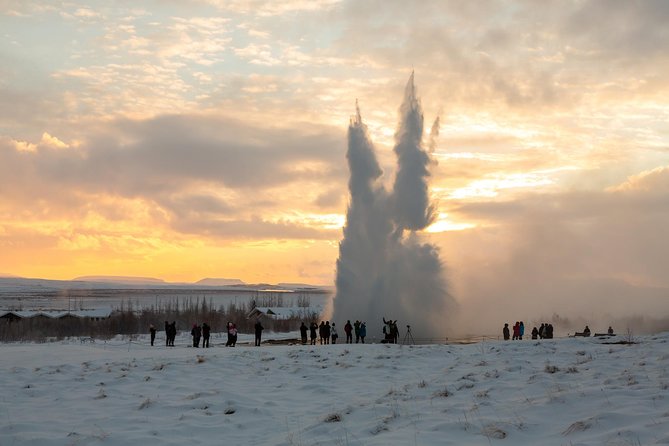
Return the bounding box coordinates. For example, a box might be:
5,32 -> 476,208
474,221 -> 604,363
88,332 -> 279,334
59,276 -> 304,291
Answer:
1,332 -> 669,445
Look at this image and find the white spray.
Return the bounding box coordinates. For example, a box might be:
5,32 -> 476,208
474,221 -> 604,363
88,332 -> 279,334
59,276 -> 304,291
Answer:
332,73 -> 457,339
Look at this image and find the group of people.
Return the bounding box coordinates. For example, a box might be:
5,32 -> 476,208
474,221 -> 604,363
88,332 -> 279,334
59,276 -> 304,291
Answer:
153,316 -> 395,348
190,322 -> 211,348
503,321 -> 555,340
301,320 -> 337,345
298,319 -> 371,345
164,321 -> 177,346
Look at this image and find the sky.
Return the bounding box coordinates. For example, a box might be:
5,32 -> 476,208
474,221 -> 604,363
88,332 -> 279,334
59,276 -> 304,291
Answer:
1,1 -> 668,325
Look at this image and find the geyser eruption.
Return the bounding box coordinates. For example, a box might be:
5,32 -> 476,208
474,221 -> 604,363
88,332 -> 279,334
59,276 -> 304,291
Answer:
332,73 -> 456,339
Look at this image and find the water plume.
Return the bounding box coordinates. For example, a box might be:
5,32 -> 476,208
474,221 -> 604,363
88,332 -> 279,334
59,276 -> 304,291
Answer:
332,74 -> 456,339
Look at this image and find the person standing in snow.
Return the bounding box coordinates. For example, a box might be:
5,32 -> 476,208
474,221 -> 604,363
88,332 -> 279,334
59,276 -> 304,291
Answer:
168,321 -> 177,346
202,322 -> 211,348
519,321 -> 525,340
310,321 -> 318,345
331,322 -> 338,344
226,321 -> 238,347
254,319 -> 264,347
359,322 -> 367,343
531,326 -> 539,340
344,320 -> 353,344
324,321 -> 331,345
354,320 -> 361,343
503,323 -> 510,340
512,322 -> 520,340
191,324 -> 201,348
300,322 -> 308,344
319,321 -> 326,345
164,321 -> 170,346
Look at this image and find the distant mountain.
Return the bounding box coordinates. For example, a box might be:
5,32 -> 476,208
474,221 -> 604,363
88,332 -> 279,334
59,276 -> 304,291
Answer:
73,276 -> 167,285
277,282 -> 326,289
195,278 -> 245,286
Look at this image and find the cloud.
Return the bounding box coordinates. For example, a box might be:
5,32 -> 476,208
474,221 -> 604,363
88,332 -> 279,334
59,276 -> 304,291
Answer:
0,113 -> 346,240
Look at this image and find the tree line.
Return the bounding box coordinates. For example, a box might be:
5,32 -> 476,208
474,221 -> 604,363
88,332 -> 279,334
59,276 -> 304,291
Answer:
0,297 -> 319,342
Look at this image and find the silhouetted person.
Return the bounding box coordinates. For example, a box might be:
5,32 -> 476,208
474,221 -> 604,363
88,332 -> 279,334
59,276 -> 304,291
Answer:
344,320 -> 353,343
202,322 -> 210,348
354,320 -> 361,343
149,324 -> 156,346
168,321 -> 177,346
519,321 -> 525,340
608,326 -> 614,335
319,321 -> 326,345
331,322 -> 338,344
324,321 -> 331,345
191,324 -> 202,348
254,320 -> 264,346
583,325 -> 591,337
300,322 -> 308,344
503,323 -> 510,340
531,326 -> 539,340
310,322 -> 318,345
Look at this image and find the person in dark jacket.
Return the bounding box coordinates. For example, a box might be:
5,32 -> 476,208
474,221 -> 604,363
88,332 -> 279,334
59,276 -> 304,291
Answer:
300,322 -> 308,344
519,321 -> 525,340
354,320 -> 361,343
531,326 -> 539,340
359,322 -> 367,343
202,322 -> 211,348
324,321 -> 331,345
254,319 -> 264,346
150,324 -> 156,346
344,320 -> 353,344
191,324 -> 201,348
319,321 -> 326,345
309,322 -> 318,345
503,323 -> 510,340
168,321 -> 176,346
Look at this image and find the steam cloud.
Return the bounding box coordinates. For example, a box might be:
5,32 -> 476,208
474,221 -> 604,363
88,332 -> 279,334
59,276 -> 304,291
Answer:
332,73 -> 457,339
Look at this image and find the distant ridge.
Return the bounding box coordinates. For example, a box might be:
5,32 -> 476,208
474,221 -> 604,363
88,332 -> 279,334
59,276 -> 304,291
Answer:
195,278 -> 245,286
74,276 -> 166,285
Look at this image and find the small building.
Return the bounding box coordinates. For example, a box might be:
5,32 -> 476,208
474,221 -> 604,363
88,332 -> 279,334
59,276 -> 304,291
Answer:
247,307 -> 308,320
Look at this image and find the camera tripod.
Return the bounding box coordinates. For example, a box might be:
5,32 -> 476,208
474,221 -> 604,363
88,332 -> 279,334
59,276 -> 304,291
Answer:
402,325 -> 415,345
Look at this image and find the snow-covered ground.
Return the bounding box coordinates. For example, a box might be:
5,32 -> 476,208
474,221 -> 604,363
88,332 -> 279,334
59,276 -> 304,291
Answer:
2,332 -> 668,445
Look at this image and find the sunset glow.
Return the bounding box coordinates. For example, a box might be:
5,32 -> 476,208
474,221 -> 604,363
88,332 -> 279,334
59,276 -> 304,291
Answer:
1,1 -> 668,296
